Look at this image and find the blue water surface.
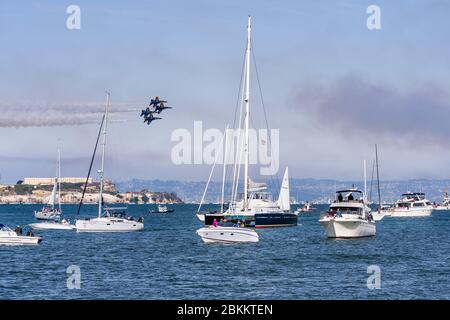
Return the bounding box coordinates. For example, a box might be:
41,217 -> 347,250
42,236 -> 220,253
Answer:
0,204 -> 448,299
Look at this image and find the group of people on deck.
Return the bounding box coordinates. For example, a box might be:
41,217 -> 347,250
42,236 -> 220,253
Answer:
212,218 -> 245,228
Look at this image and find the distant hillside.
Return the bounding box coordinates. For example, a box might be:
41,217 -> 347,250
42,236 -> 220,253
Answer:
115,178 -> 450,204
0,181 -> 183,204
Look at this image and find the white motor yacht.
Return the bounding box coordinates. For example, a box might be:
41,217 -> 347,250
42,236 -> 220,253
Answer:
319,189 -> 376,238
150,204 -> 174,213
0,224 -> 43,245
389,192 -> 433,217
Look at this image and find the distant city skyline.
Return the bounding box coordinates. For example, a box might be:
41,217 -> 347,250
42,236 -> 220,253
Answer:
1,1 -> 450,184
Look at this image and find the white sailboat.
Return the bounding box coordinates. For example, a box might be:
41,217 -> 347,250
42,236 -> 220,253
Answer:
199,16 -> 296,231
319,161 -> 376,238
30,147 -> 76,230
0,224 -> 43,245
34,154 -> 61,221
75,92 -> 144,232
371,144 -> 385,221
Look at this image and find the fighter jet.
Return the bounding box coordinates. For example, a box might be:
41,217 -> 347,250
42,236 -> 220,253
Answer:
149,96 -> 167,108
154,102 -> 172,114
140,107 -> 152,118
143,112 -> 161,125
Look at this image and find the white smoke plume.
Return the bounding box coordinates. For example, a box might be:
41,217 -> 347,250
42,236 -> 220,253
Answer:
0,102 -> 140,128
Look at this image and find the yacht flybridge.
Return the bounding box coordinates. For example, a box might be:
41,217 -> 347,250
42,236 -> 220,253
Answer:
75,93 -> 144,232
197,16 -> 297,231
389,192 -> 433,217
319,189 -> 376,238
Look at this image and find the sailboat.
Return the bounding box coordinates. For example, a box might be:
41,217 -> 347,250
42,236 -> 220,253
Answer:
198,16 -> 297,230
371,144 -> 385,221
34,150 -> 62,221
75,92 -> 144,232
30,147 -> 75,230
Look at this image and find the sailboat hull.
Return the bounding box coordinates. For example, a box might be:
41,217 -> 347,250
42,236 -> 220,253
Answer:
75,218 -> 144,232
34,210 -> 61,221
204,213 -> 255,227
254,213 -> 298,228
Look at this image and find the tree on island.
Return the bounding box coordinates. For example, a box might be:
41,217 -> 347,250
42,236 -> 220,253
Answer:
131,196 -> 140,204
141,194 -> 149,203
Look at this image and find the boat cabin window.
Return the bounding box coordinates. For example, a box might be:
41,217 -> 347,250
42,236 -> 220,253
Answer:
397,202 -> 410,208
240,192 -> 271,201
330,207 -> 361,214
413,202 -> 425,207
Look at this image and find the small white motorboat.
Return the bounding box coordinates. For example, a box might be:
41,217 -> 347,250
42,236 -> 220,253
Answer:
150,204 -> 174,213
0,224 -> 43,245
196,226 -> 259,243
29,218 -> 75,231
295,201 -> 316,214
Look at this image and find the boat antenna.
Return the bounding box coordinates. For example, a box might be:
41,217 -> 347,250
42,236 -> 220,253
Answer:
375,144 -> 382,212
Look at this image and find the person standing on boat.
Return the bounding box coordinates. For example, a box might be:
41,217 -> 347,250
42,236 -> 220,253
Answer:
338,193 -> 343,202
212,219 -> 219,227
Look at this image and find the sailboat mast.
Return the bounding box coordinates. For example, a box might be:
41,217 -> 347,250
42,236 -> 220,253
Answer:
243,15 -> 251,210
58,147 -> 61,213
363,159 -> 367,202
375,144 -> 382,212
220,125 -> 229,213
98,92 -> 110,218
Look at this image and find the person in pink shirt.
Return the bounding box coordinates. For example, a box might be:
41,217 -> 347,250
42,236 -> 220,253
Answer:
212,219 -> 219,227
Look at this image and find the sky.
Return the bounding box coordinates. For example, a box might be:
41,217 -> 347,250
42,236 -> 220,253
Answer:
1,0 -> 450,184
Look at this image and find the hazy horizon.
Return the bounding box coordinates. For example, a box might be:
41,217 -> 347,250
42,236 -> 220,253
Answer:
1,1 -> 450,184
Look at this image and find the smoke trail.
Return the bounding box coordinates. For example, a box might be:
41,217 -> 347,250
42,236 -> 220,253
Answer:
0,102 -> 142,128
